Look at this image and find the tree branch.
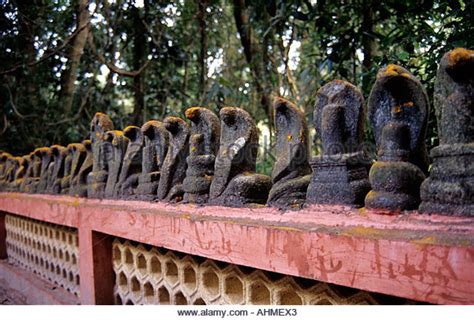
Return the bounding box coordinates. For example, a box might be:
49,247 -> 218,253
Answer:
5,84 -> 35,119
140,17 -> 163,49
1,114 -> 7,135
278,24 -> 299,99
87,33 -> 151,77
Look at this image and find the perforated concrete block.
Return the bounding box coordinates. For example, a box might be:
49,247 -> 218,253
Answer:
163,253 -> 180,288
199,261 -> 221,302
247,274 -> 271,305
180,256 -> 198,296
223,272 -> 245,304
112,239 -> 419,305
5,214 -> 80,297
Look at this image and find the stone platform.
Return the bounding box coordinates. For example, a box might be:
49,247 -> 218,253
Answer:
0,192 -> 473,305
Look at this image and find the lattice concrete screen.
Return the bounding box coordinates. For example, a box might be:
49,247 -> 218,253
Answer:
5,214 -> 80,297
113,239 -> 418,305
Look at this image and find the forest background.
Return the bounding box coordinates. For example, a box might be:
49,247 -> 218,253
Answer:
0,0 -> 472,174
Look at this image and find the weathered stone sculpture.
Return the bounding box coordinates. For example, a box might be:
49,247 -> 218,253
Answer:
365,65 -> 429,211
19,153 -> 34,192
0,155 -> 17,191
268,98 -> 311,209
70,140 -> 92,197
8,157 -> 22,191
22,149 -> 42,193
136,121 -> 169,200
87,113 -> 114,198
37,147 -> 52,193
60,144 -> 75,194
13,155 -> 29,191
420,48 -> 474,216
306,81 -> 370,207
103,130 -> 129,198
117,126 -> 143,199
2,155 -> 12,190
0,152 -> 8,182
46,145 -> 68,194
209,107 -> 272,206
0,152 -> 13,191
157,117 -> 189,202
182,107 -> 220,204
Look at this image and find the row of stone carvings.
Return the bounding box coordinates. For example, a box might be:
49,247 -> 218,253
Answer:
0,48 -> 472,216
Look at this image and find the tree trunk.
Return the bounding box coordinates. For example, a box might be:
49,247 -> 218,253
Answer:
232,0 -> 273,137
131,6 -> 147,125
361,0 -> 376,80
15,1 -> 39,107
59,0 -> 90,115
197,0 -> 208,100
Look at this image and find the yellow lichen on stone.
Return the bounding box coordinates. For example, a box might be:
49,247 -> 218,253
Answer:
35,147 -> 52,157
72,198 -> 81,207
412,236 -> 436,246
393,106 -> 403,114
371,161 -> 393,169
123,125 -> 137,132
392,102 -> 413,114
447,48 -> 474,66
383,64 -> 403,77
185,107 -> 201,120
358,207 -> 368,217
382,64 -> 413,80
345,226 -> 385,238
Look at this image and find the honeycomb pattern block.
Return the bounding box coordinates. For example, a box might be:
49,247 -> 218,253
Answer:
5,214 -> 80,297
112,239 -> 419,305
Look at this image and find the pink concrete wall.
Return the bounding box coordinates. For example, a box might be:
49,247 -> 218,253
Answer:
0,192 -> 473,305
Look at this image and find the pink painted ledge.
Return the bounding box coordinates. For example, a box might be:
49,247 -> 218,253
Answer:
0,192 -> 473,305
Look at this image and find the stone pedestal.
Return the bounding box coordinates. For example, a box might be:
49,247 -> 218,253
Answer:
420,144 -> 474,216
136,173 -> 161,201
307,152 -> 370,206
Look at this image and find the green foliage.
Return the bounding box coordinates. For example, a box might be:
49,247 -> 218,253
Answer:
0,0 -> 472,175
